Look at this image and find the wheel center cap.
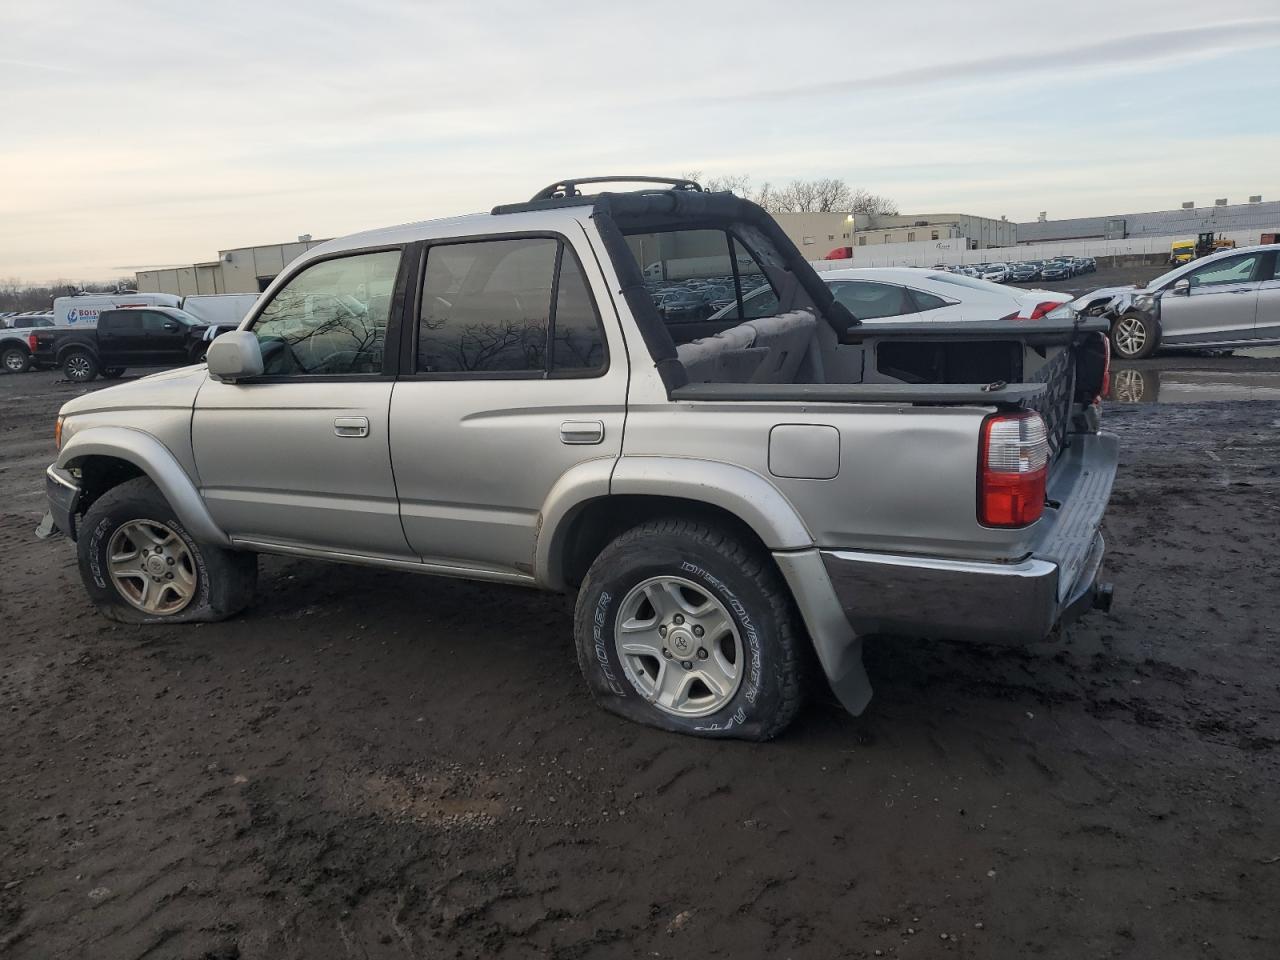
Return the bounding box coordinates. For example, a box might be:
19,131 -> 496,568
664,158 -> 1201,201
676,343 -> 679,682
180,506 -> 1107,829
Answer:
146,555 -> 167,575
667,627 -> 695,658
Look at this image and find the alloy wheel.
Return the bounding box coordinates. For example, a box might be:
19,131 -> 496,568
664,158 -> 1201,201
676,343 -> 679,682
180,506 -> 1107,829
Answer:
1114,316 -> 1148,358
106,520 -> 197,615
614,575 -> 744,718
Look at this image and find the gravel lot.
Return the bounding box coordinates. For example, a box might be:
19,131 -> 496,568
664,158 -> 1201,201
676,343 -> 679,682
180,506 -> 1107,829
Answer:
2,359 -> 1279,959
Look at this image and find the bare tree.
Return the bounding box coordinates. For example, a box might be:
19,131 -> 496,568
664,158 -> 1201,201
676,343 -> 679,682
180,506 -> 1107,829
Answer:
681,171 -> 898,217
848,188 -> 899,217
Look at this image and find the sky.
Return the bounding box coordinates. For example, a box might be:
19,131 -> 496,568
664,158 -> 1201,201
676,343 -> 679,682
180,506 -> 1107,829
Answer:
2,0 -> 1279,282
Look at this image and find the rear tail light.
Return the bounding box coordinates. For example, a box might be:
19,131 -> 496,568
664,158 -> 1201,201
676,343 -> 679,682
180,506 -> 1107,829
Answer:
27,334 -> 38,352
1001,301 -> 1071,321
978,412 -> 1048,528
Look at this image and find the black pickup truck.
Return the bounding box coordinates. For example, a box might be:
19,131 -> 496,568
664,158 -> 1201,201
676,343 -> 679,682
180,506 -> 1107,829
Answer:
28,307 -> 219,382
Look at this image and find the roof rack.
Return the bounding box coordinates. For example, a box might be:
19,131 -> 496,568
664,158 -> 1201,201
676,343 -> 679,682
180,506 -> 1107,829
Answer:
492,175 -> 703,216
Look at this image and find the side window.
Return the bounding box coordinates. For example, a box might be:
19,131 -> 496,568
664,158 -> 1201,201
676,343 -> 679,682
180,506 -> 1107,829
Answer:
1188,254 -> 1259,288
908,288 -> 949,312
103,311 -> 141,333
417,237 -> 607,376
252,250 -> 400,376
418,238 -> 555,374
142,311 -> 173,333
829,281 -> 911,320
550,249 -> 607,374
626,228 -> 778,326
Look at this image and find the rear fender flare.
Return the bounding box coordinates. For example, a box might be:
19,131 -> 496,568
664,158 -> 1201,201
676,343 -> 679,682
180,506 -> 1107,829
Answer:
57,426 -> 229,546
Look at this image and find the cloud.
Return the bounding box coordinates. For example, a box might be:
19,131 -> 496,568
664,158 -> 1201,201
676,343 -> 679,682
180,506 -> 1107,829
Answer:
720,17 -> 1280,101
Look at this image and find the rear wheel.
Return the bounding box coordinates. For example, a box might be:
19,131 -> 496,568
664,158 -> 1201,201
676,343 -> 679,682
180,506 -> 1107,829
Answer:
573,518 -> 805,740
77,477 -> 257,624
63,350 -> 98,382
2,347 -> 31,374
1111,312 -> 1158,360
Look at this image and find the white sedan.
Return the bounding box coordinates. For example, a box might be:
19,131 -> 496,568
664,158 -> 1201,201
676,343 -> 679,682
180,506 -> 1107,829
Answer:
716,267 -> 1074,324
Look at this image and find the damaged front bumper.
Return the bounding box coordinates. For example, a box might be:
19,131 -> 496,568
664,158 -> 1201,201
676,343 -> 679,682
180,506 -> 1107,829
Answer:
39,465 -> 82,540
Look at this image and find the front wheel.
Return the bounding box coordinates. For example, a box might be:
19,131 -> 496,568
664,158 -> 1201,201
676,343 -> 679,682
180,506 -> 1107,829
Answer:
2,347 -> 31,374
574,518 -> 805,740
63,349 -> 99,382
77,477 -> 257,624
1111,312 -> 1158,360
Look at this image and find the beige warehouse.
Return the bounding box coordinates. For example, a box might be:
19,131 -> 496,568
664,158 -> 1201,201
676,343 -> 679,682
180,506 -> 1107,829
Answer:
135,237 -> 329,296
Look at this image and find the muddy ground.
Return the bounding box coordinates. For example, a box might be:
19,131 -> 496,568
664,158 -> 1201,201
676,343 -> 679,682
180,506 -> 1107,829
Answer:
2,359 -> 1279,960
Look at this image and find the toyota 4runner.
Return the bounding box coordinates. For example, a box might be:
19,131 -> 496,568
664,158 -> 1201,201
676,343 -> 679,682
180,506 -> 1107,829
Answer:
41,177 -> 1118,740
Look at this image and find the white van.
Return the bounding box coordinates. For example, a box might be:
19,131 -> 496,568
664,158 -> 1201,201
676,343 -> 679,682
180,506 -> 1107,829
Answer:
53,293 -> 182,327
179,293 -> 259,328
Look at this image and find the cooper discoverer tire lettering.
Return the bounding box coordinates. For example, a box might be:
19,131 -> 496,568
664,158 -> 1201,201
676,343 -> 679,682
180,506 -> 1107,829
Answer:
573,518 -> 804,740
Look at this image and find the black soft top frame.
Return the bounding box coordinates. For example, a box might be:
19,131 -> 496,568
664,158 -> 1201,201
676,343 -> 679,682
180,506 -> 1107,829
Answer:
584,189 -> 857,393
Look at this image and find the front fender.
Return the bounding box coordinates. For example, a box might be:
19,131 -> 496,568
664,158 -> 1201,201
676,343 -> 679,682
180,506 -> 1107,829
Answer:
57,426 -> 229,546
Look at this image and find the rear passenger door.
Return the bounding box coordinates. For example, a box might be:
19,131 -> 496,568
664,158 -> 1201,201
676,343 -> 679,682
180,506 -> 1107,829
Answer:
388,233 -> 626,576
96,311 -> 143,366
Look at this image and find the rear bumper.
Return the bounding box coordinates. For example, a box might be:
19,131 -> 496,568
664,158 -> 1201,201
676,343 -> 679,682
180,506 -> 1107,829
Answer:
819,431 -> 1119,645
43,465 -> 82,540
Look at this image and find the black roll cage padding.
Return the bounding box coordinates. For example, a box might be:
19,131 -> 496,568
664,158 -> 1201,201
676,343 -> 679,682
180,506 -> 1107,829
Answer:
588,190 -> 858,394
531,176 -> 703,201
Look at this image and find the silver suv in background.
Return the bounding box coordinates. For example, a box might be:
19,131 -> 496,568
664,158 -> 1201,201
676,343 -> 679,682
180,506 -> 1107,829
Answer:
41,177 -> 1118,740
1108,243 -> 1280,359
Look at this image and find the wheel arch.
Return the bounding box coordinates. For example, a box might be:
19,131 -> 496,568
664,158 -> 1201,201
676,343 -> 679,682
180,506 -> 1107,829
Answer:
58,427 -> 229,546
537,457 -> 813,591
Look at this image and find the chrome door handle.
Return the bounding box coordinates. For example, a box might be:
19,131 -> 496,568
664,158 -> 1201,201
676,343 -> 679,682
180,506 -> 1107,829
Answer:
560,420 -> 604,445
334,416 -> 370,438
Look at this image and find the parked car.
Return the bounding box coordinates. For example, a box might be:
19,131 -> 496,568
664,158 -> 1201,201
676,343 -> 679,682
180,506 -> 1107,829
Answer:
39,175 -> 1116,741
1040,261 -> 1074,281
28,306 -> 213,381
2,315 -> 55,373
1104,243 -> 1280,359
981,263 -> 1010,283
1007,262 -> 1041,283
708,266 -> 1073,326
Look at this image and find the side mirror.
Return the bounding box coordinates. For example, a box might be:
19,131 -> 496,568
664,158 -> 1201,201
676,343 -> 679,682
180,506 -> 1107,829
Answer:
1172,278 -> 1191,296
206,330 -> 263,382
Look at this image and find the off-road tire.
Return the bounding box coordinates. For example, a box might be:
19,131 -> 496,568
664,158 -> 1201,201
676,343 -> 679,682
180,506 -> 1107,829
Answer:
63,349 -> 99,383
574,518 -> 804,740
1111,312 -> 1158,360
2,347 -> 31,374
77,477 -> 257,624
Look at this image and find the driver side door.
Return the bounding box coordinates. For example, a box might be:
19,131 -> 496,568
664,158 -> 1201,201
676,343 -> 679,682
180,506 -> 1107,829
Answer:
192,247 -> 415,559
1160,252 -> 1262,343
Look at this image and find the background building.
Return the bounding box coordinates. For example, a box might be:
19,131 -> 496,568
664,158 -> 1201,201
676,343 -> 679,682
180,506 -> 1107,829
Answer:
774,211 -> 1015,256
135,237 -> 329,296
1017,198 -> 1279,244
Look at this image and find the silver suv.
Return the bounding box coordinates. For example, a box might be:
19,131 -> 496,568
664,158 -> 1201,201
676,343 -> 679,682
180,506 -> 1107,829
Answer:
41,177 -> 1118,740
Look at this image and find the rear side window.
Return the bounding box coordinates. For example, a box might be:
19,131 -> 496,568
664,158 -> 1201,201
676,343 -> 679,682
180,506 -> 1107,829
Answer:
908,288 -> 950,312
417,237 -> 606,376
624,228 -> 776,327
829,281 -> 912,320
101,310 -> 142,332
